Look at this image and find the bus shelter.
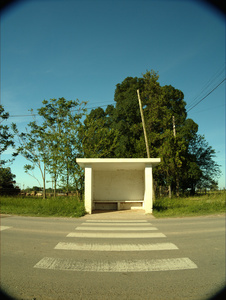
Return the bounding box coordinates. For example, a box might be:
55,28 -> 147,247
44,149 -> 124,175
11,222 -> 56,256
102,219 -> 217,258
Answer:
76,158 -> 161,214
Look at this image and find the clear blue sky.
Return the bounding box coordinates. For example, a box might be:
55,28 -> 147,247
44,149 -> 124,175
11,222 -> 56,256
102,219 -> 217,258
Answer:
1,0 -> 225,189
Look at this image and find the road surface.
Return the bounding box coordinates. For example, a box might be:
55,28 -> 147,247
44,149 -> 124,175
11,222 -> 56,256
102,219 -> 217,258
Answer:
0,213 -> 225,300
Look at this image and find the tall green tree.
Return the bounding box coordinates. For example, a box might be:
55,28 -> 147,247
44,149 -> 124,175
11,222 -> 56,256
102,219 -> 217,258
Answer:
80,106 -> 119,158
113,76 -> 145,157
82,70 -> 220,195
111,70 -> 189,196
141,71 -> 188,196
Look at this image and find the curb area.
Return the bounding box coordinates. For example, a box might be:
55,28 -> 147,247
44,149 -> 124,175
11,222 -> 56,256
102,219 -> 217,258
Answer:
81,209 -> 155,220
0,214 -> 12,218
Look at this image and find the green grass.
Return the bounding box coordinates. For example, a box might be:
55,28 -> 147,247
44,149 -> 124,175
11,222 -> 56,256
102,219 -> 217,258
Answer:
0,196 -> 86,217
153,191 -> 225,218
1,192 -> 225,218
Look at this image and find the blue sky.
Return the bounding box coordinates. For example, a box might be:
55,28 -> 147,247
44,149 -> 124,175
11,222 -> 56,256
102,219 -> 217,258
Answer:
1,0 -> 225,189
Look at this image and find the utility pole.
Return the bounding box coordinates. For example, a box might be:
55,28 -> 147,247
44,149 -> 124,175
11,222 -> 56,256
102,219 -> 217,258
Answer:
172,115 -> 179,197
137,90 -> 156,202
172,115 -> 176,137
137,89 -> 150,158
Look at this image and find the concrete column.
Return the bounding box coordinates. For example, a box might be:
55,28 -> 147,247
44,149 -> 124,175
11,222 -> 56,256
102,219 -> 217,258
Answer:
84,166 -> 93,214
144,164 -> 153,214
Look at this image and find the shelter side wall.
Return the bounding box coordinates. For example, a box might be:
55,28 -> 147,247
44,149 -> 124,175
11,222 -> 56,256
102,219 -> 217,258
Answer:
84,166 -> 93,214
93,170 -> 144,201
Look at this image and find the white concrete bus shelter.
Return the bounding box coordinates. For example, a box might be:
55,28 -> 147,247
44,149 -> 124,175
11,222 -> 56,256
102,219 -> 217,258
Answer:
76,158 -> 161,214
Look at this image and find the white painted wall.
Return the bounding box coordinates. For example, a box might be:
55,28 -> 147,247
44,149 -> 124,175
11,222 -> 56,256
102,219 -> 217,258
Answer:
93,170 -> 144,201
84,166 -> 93,214
144,165 -> 153,213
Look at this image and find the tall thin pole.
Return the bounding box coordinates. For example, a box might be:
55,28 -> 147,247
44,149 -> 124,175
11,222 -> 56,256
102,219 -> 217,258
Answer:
172,115 -> 176,137
137,90 -> 155,202
172,115 -> 179,197
137,89 -> 150,158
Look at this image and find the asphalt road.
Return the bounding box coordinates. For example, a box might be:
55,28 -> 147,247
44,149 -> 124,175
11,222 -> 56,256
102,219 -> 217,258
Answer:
0,213 -> 225,300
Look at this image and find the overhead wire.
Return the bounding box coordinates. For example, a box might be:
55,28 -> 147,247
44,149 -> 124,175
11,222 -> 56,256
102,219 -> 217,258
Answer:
186,64 -> 226,112
4,66 -> 226,118
186,65 -> 225,110
187,78 -> 225,113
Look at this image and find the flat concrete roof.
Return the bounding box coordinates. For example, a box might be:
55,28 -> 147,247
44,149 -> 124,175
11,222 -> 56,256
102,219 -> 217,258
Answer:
76,158 -> 161,171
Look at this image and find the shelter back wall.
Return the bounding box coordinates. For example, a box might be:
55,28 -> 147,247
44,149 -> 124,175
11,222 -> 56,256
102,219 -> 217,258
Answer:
93,170 -> 144,201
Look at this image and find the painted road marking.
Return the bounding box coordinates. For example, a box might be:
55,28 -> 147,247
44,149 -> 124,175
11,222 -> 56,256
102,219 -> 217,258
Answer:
85,220 -> 148,223
34,257 -> 197,272
67,232 -> 166,238
35,219 -> 198,273
75,226 -> 157,231
0,226 -> 12,231
80,222 -> 151,226
55,242 -> 178,251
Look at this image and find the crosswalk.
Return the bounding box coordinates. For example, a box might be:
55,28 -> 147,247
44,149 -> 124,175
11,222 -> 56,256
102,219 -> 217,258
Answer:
34,220 -> 198,272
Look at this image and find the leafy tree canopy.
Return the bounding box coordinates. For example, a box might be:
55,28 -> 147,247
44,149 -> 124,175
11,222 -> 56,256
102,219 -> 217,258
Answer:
81,70 -> 221,195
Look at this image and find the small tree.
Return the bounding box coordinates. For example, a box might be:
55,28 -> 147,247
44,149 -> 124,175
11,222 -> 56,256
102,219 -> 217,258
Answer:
12,118 -> 48,199
0,167 -> 20,195
187,134 -> 221,193
37,98 -> 87,194
13,98 -> 87,198
0,105 -> 14,165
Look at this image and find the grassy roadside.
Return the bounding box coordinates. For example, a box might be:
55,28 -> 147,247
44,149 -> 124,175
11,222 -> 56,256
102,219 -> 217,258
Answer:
153,191 -> 225,218
0,196 -> 86,217
0,192 -> 225,218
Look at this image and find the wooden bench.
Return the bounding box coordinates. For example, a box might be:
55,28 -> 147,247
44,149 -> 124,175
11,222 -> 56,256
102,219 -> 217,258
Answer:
94,200 -> 144,210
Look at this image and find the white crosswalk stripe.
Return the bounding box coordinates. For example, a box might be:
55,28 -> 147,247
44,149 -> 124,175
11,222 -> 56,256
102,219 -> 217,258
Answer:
79,222 -> 151,226
67,231 -> 165,238
75,226 -> 157,231
85,220 -> 148,223
34,219 -> 198,273
34,257 -> 197,272
55,242 -> 178,251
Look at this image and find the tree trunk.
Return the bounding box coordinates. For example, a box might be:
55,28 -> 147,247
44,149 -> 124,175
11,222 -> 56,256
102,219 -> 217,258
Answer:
67,165 -> 69,194
168,185 -> 172,199
159,185 -> 162,198
54,174 -> 57,198
176,177 -> 180,197
42,163 -> 46,199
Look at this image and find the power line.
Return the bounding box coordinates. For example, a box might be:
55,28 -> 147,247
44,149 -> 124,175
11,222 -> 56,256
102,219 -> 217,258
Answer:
186,65 -> 225,110
187,78 -> 225,113
4,72 -> 225,118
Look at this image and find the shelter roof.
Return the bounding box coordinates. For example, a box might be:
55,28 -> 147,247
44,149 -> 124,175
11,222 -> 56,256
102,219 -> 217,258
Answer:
76,158 -> 161,171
